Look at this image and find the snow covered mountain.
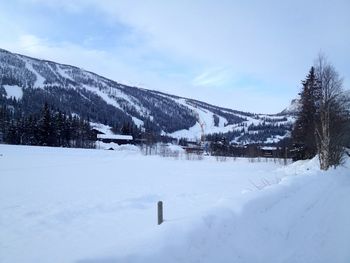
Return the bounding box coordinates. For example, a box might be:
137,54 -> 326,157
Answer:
0,48 -> 294,144
280,99 -> 300,115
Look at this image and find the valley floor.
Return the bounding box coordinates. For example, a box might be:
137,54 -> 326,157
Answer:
0,145 -> 349,263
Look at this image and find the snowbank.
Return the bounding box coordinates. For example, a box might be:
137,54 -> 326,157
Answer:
1,145 -> 349,263
95,141 -> 140,152
166,144 -> 185,153
79,158 -> 350,263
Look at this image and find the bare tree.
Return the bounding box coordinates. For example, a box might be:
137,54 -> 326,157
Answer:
314,54 -> 348,170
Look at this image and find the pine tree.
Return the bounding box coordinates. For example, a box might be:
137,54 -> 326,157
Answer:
292,67 -> 319,160
38,103 -> 55,146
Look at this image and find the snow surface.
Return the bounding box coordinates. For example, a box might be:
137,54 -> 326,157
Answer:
170,98 -> 233,140
82,84 -> 122,110
1,145 -> 349,263
131,116 -> 144,127
95,141 -> 139,151
166,144 -> 186,153
281,99 -> 300,114
3,85 -> 23,100
82,85 -> 149,128
57,65 -> 74,81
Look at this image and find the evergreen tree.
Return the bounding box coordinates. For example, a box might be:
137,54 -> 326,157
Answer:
38,103 -> 55,146
292,67 -> 319,159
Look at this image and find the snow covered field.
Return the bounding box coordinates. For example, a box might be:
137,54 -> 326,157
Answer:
0,145 -> 349,263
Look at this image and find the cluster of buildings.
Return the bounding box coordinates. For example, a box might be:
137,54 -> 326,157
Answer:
95,132 -> 290,159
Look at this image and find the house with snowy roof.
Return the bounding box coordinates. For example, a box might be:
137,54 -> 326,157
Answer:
97,134 -> 133,145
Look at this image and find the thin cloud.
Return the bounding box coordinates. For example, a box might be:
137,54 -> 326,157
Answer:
193,68 -> 232,87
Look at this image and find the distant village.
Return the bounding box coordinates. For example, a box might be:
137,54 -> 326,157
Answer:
94,128 -> 291,160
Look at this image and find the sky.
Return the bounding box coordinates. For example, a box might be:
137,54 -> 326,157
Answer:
0,0 -> 349,114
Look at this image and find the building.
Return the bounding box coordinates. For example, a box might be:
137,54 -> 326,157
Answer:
97,134 -> 133,145
259,146 -> 277,157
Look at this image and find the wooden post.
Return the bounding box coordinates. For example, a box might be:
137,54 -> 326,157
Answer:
284,147 -> 288,166
157,201 -> 163,225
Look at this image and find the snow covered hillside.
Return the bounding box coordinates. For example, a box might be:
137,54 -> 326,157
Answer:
0,48 -> 293,143
1,145 -> 349,263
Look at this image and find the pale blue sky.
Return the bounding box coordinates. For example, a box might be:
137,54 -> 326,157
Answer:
1,0 -> 349,113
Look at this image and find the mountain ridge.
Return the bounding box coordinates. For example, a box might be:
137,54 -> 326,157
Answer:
0,48 -> 295,144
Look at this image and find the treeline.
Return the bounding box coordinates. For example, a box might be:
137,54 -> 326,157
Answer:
179,136 -> 292,158
205,121 -> 291,145
18,86 -> 134,133
0,102 -> 95,148
209,143 -> 291,159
